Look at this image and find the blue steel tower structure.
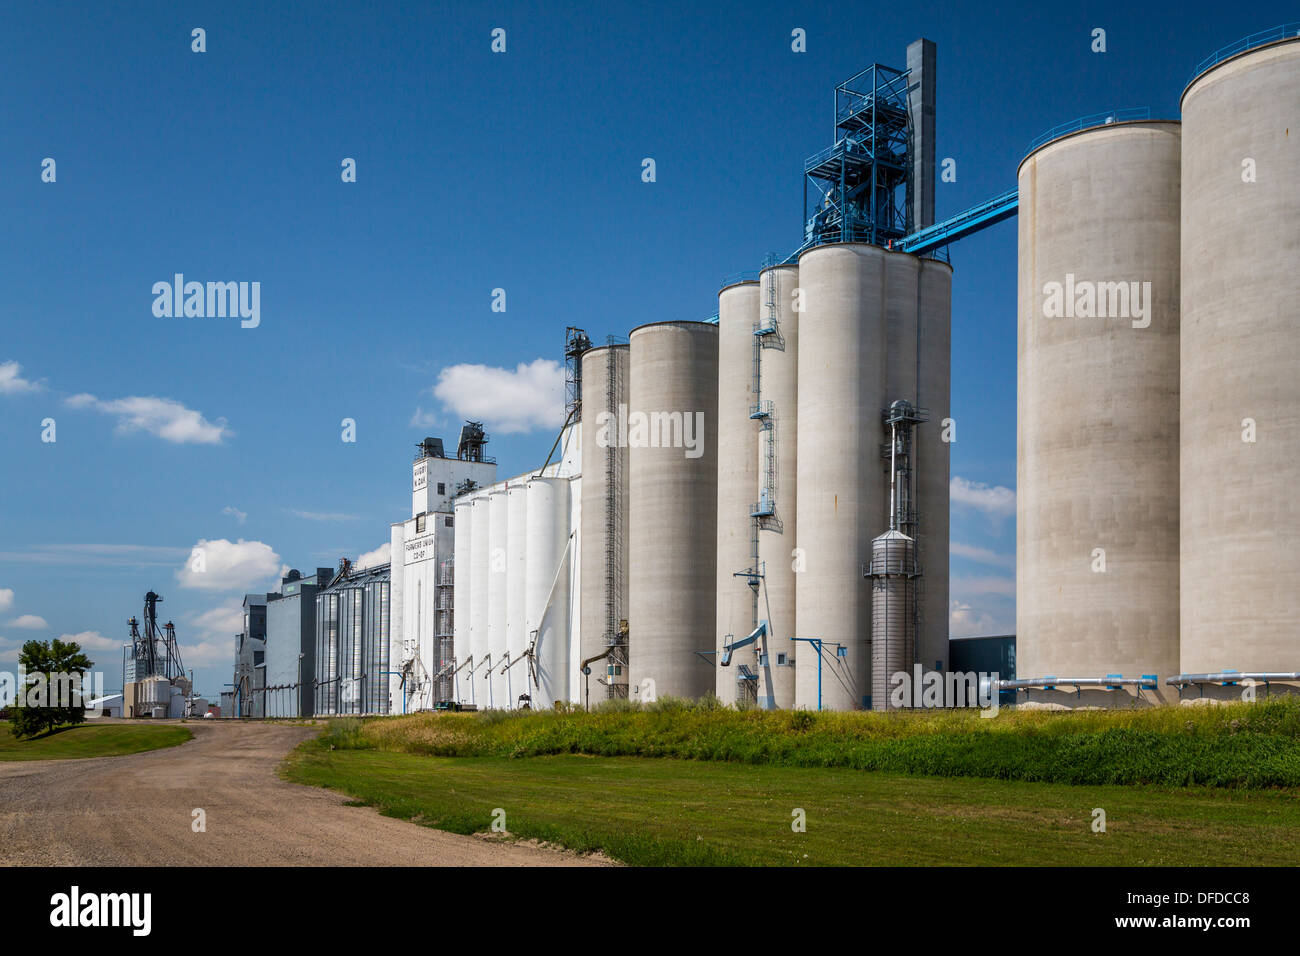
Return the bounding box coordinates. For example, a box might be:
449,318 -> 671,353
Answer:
802,63 -> 914,249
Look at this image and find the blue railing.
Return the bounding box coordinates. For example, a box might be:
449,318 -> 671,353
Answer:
1026,108 -> 1151,155
1188,22 -> 1300,86
720,271 -> 758,289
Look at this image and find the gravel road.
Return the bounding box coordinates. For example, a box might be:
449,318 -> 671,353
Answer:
0,720 -> 603,866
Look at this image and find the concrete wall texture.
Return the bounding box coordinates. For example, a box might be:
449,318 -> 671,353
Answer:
1016,121 -> 1182,693
628,322 -> 719,701
794,244 -> 950,710
715,281 -> 760,703
1180,39 -> 1300,674
579,344 -> 629,703
756,264 -> 799,710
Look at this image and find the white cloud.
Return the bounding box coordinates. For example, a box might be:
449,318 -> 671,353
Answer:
950,542 -> 1015,569
67,393 -> 230,444
355,542 -> 390,569
0,361 -> 41,395
7,614 -> 48,630
409,406 -> 438,429
431,358 -> 564,434
175,538 -> 281,592
950,476 -> 1016,519
181,602 -> 245,665
290,510 -> 360,522
950,601 -> 1003,639
57,630 -> 122,652
222,506 -> 248,525
0,589 -> 12,611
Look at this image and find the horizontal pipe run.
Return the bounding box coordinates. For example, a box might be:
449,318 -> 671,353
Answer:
1166,672 -> 1300,686
994,676 -> 1157,691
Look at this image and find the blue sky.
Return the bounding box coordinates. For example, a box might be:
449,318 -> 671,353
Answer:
0,0 -> 1288,695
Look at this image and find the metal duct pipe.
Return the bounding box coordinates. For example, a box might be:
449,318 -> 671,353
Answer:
1166,672 -> 1300,685
994,676 -> 1157,690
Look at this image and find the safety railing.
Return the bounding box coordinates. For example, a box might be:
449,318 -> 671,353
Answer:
1026,107 -> 1151,155
1187,22 -> 1300,86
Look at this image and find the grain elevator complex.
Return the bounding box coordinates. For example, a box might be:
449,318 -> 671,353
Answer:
219,25 -> 1299,716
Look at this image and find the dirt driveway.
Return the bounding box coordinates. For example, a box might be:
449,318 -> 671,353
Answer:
0,720 -> 603,866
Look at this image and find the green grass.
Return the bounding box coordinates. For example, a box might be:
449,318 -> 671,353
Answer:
326,697 -> 1300,788
0,722 -> 192,760
283,742 -> 1300,866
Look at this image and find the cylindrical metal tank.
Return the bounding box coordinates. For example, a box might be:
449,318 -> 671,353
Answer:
1017,120 -> 1182,691
628,321 -> 719,701
716,280 -> 760,705
486,488 -> 509,708
453,498 -> 472,703
527,476 -> 572,709
579,344 -> 630,705
756,263 -> 799,709
869,530 -> 916,710
469,493 -> 491,708
1180,35 -> 1300,673
794,244 -> 888,710
505,481 -> 529,707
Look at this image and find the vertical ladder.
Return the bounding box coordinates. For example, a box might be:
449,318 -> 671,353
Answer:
605,339 -> 628,698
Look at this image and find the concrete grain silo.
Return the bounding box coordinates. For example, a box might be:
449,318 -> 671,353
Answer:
1016,119 -> 1182,692
469,493 -> 491,708
794,244 -> 949,710
486,489 -> 509,707
1180,33 -> 1300,674
579,343 -> 630,703
628,321 -> 719,701
505,482 -> 529,706
453,497 -> 472,702
794,245 -> 888,710
715,280 -> 760,704
755,263 -> 799,709
527,476 -> 572,708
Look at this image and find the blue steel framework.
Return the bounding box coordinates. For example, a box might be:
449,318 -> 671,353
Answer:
802,63 -> 913,251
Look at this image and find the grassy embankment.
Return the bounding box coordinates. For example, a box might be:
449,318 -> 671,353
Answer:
282,699 -> 1300,866
0,722 -> 192,760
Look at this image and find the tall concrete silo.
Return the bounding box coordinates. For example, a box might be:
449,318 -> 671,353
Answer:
505,482 -> 529,706
468,493 -> 491,708
794,244 -> 887,710
1017,119 -> 1182,691
756,263 -> 799,709
486,488 -> 509,707
579,343 -> 630,703
715,280 -> 760,704
881,253 -> 954,672
628,321 -> 719,701
1180,34 -> 1300,673
527,476 -> 572,708
453,497 -> 473,703
795,244 -> 948,710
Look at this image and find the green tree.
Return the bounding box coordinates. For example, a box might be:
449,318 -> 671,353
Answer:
10,638 -> 94,739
